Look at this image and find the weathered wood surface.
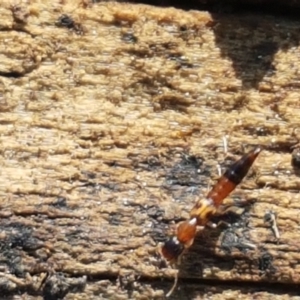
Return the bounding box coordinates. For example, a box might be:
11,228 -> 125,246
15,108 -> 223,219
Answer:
0,1 -> 300,299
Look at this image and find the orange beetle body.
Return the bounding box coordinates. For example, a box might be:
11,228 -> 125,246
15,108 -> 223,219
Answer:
161,147 -> 262,263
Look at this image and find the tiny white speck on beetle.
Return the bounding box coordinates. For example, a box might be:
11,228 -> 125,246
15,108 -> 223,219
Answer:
172,237 -> 180,244
189,218 -> 197,225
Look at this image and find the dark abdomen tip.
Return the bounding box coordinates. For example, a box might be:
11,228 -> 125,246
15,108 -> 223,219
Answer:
224,146 -> 262,185
161,238 -> 184,262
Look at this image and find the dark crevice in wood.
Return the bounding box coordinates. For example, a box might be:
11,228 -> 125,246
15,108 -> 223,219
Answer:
82,273 -> 300,295
100,0 -> 300,18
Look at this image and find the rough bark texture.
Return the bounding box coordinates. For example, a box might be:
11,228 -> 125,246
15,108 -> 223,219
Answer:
0,0 -> 300,299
